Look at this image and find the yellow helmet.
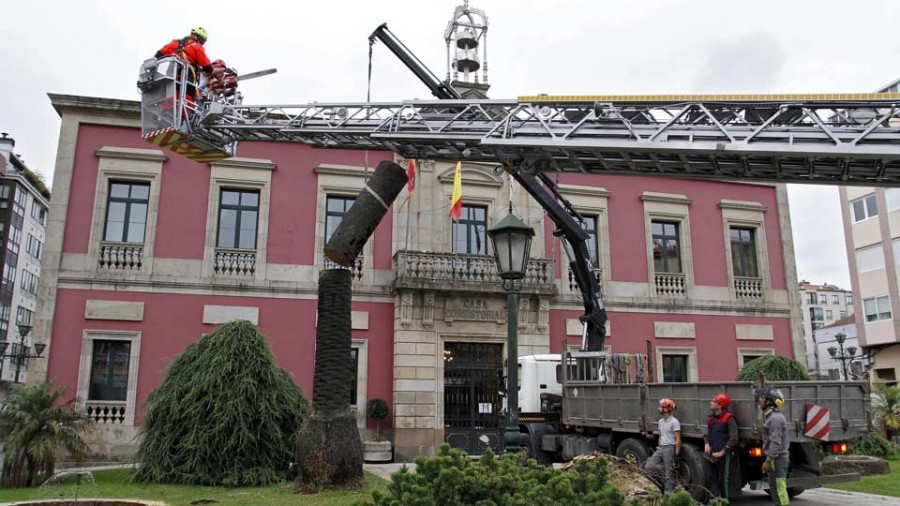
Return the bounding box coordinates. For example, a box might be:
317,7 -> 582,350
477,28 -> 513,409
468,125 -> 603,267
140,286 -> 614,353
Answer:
191,27 -> 208,41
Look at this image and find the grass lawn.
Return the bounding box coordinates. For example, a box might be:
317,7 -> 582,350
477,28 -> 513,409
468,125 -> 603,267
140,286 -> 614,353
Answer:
0,468 -> 389,506
827,456 -> 900,497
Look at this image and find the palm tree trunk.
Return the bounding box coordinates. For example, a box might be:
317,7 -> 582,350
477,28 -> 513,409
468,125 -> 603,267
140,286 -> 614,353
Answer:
296,269 -> 363,491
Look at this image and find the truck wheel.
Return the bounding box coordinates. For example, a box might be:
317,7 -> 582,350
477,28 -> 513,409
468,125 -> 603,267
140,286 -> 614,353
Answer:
614,438 -> 651,466
522,438 -> 554,466
676,444 -> 709,503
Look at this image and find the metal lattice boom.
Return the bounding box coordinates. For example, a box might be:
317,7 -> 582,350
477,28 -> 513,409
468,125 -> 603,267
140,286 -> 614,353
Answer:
190,93 -> 900,186
137,54 -> 900,187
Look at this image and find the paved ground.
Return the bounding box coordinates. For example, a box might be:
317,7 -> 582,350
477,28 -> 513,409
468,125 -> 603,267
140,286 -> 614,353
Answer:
362,463 -> 900,505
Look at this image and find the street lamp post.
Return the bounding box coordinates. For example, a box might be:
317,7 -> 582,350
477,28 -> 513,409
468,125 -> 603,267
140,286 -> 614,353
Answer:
827,332 -> 858,381
0,323 -> 45,384
488,208 -> 534,454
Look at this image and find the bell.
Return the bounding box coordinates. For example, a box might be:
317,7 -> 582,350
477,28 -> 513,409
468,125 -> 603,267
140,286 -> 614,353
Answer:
456,28 -> 478,49
455,48 -> 480,73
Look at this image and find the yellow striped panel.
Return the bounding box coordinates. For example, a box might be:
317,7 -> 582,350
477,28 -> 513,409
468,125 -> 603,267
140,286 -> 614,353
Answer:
517,93 -> 900,103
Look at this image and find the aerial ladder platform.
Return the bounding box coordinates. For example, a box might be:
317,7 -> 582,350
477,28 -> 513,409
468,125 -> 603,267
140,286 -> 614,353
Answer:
138,58 -> 900,186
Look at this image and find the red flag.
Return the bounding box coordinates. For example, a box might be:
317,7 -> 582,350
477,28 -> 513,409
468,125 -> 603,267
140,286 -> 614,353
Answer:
450,161 -> 463,222
407,159 -> 416,193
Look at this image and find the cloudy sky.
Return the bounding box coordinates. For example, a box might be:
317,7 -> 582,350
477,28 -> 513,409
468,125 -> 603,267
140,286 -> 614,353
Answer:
4,0 -> 899,288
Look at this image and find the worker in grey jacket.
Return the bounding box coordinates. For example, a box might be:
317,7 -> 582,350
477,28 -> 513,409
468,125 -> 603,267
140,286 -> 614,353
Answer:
755,388 -> 790,505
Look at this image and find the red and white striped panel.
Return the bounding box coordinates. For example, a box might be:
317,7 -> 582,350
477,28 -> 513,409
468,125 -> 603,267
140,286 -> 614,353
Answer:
804,403 -> 831,441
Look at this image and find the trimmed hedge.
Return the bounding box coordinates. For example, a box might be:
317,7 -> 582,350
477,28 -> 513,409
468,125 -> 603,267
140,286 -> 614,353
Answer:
849,433 -> 899,459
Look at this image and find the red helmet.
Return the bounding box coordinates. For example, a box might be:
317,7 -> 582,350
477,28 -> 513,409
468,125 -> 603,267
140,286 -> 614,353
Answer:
659,398 -> 676,412
713,393 -> 731,409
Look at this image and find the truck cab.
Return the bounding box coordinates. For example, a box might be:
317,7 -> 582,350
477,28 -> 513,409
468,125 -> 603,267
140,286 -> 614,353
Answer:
517,354 -> 562,413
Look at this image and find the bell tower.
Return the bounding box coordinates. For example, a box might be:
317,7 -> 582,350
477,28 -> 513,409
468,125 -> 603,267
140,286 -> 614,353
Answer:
444,1 -> 490,99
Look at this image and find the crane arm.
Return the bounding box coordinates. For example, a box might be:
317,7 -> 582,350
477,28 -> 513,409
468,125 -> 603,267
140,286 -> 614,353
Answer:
369,24 -> 462,100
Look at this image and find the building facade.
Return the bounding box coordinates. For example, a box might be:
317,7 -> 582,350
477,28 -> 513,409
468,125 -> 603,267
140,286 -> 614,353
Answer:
813,315 -> 867,381
840,184 -> 900,386
798,281 -> 854,375
31,94 -> 803,462
0,134 -> 50,384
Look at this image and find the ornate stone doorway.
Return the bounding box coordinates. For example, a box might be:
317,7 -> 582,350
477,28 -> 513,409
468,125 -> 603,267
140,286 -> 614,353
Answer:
443,341 -> 503,454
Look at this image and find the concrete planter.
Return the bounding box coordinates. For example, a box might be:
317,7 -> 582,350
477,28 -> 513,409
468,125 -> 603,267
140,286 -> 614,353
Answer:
363,440 -> 393,462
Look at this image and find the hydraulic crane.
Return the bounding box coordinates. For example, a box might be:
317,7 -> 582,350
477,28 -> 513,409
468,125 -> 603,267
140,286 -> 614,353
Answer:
137,30 -> 900,357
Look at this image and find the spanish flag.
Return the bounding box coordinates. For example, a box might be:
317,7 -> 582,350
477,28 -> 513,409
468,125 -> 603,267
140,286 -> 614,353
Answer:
450,161 -> 463,221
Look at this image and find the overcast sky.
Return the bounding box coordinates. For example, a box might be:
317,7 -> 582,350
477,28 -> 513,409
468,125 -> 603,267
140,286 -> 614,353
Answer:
4,0 -> 899,289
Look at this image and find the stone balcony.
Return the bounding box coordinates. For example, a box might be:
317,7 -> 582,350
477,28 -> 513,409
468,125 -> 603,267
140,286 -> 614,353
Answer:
99,242 -> 144,270
393,250 -> 557,296
735,276 -> 764,300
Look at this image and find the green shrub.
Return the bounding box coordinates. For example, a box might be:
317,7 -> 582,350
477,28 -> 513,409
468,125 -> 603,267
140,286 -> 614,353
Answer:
369,444 -> 625,505
848,433 -> 899,458
736,355 -> 811,381
368,444 -> 703,505
135,320 -> 309,486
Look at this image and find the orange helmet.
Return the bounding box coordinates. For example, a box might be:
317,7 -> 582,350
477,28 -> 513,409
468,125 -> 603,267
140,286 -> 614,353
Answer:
659,398 -> 676,412
713,393 -> 731,410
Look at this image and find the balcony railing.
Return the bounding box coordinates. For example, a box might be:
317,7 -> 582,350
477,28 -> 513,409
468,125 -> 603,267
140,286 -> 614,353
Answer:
99,242 -> 143,270
214,248 -> 256,276
654,272 -> 686,297
393,250 -> 556,295
324,255 -> 365,281
86,401 -> 127,425
568,268 -> 603,296
735,276 -> 763,300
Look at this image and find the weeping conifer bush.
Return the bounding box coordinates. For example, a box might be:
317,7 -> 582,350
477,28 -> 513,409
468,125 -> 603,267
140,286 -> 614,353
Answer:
134,320 -> 309,486
736,355 -> 812,381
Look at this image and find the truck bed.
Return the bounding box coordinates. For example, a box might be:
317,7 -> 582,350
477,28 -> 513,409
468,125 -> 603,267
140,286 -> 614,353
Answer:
563,361 -> 871,443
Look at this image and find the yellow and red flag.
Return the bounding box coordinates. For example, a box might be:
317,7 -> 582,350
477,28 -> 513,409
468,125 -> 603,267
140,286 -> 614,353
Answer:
450,161 -> 463,221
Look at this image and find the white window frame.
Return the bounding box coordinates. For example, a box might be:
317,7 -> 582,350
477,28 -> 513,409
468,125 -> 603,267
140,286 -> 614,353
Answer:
202,158 -> 275,280
737,347 -> 775,367
89,147 -> 165,276
351,339 -> 368,429
864,295 -> 892,323
851,194 -> 878,222
655,346 -> 698,382
76,330 -> 142,426
719,200 -> 770,301
856,244 -> 885,273
887,188 -> 900,212
558,184 -> 612,296
641,192 -> 694,296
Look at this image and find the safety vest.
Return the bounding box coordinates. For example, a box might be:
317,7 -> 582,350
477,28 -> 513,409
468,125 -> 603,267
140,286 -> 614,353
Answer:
707,411 -> 733,452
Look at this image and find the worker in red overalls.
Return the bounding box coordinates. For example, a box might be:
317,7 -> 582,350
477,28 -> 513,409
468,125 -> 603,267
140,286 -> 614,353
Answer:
155,27 -> 213,107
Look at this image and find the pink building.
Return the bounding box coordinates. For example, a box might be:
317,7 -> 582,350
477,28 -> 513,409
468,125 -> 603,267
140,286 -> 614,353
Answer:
31,94 -> 803,462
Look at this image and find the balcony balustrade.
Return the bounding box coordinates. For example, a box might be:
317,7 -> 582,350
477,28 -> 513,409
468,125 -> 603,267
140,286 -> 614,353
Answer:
214,248 -> 256,276
324,255 -> 365,282
86,401 -> 127,424
735,276 -> 764,300
654,272 -> 686,297
99,242 -> 143,270
393,250 -> 556,295
567,268 -> 603,296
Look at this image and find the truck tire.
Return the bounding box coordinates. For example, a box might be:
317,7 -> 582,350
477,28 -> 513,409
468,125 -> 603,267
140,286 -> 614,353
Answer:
676,444 -> 709,503
615,438 -> 651,466
522,438 -> 554,466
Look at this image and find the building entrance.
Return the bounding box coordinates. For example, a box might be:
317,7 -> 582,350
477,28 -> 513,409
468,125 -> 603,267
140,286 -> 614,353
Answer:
443,341 -> 503,454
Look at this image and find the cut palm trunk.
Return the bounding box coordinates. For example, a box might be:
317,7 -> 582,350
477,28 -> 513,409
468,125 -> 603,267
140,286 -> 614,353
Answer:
297,268 -> 363,491
324,160 -> 407,266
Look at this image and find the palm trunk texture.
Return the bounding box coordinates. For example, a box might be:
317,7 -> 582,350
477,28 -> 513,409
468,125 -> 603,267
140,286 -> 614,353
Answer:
324,160 -> 407,266
297,269 -> 364,491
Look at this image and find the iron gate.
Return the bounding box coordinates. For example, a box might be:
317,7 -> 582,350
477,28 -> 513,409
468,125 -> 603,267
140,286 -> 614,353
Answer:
443,342 -> 504,454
